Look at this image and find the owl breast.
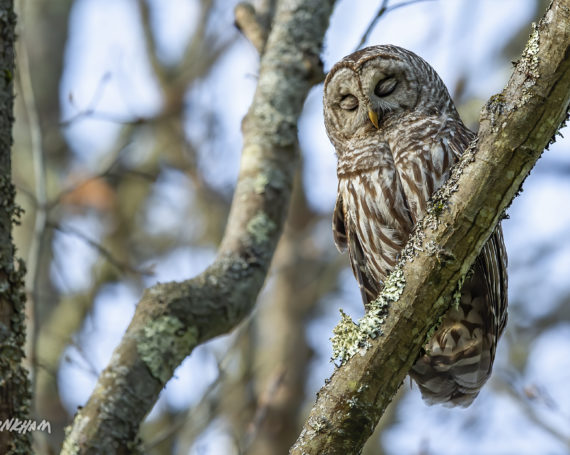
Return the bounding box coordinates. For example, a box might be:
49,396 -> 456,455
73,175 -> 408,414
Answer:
336,113 -> 460,285
338,170 -> 410,284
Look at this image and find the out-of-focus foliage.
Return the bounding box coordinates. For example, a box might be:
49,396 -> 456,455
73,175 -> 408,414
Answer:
13,0 -> 570,453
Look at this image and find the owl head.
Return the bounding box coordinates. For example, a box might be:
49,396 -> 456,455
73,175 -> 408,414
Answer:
323,45 -> 458,148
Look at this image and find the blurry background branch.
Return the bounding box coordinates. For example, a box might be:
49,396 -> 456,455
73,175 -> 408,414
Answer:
291,1 -> 570,453
61,0 -> 336,452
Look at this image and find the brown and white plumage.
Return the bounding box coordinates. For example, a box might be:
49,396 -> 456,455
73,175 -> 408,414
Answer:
323,45 -> 508,406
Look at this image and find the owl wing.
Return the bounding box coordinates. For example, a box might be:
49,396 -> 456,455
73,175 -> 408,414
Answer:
410,227 -> 508,406
391,115 -> 467,223
478,226 -> 509,339
333,193 -> 380,304
395,116 -> 508,406
332,194 -> 347,253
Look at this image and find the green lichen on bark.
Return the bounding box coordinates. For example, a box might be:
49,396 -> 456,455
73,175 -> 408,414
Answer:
137,316 -> 198,383
331,268 -> 405,365
252,167 -> 288,194
60,414 -> 90,455
246,211 -> 277,245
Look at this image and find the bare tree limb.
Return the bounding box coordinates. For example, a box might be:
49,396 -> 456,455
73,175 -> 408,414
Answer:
290,1 -> 570,453
60,0 -> 336,452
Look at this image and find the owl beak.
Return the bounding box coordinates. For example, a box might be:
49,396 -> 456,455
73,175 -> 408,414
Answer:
368,109 -> 379,129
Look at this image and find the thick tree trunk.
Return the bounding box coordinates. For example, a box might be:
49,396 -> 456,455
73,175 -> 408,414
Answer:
0,1 -> 32,453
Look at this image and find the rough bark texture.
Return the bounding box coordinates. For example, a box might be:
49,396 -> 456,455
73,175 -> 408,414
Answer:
60,0 -> 335,453
290,1 -> 570,453
0,1 -> 32,453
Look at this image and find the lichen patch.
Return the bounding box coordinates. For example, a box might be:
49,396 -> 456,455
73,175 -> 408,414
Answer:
138,316 -> 198,383
330,268 -> 405,365
246,212 -> 277,246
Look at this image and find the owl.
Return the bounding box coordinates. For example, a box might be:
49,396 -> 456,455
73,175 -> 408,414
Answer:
323,45 -> 508,406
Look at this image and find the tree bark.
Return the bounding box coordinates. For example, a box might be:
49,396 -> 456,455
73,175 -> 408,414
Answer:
290,1 -> 570,453
0,1 -> 32,453
60,0 -> 336,453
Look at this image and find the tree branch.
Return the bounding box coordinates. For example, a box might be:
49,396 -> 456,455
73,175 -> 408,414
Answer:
290,1 -> 570,453
60,0 -> 336,452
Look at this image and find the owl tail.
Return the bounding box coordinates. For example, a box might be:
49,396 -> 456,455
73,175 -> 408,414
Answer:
409,268 -> 498,407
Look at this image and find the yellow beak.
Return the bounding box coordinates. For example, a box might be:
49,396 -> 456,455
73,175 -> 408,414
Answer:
368,109 -> 379,129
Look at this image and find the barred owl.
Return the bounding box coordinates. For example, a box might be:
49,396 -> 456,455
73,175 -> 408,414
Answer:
323,45 -> 508,406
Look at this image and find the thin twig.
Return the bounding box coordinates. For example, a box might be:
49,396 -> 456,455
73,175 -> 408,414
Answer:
241,367 -> 287,451
136,0 -> 168,86
60,72 -> 146,127
495,374 -> 570,448
143,365 -> 224,451
356,0 -> 437,50
48,222 -> 153,277
47,130 -> 134,210
66,338 -> 101,379
357,0 -> 388,51
60,109 -> 145,128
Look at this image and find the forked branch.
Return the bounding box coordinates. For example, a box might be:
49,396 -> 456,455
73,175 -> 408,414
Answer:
60,0 -> 336,453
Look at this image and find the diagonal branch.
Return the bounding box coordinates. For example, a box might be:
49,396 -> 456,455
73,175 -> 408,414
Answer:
60,0 -> 336,452
290,1 -> 570,453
